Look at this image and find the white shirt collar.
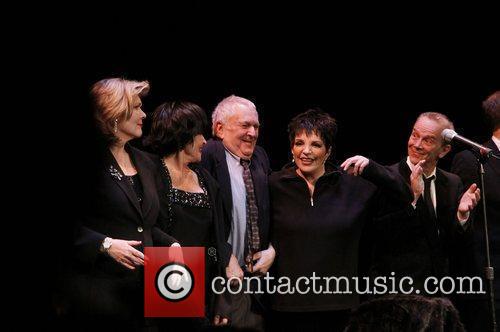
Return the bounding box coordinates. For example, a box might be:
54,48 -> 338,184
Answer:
406,156 -> 436,179
492,135 -> 500,151
224,146 -> 241,162
223,143 -> 253,165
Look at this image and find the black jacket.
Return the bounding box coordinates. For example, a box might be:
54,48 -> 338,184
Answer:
452,139 -> 500,304
201,139 -> 272,253
70,145 -> 177,318
368,160 -> 468,294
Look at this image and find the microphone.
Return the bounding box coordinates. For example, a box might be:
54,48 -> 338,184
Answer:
441,129 -> 493,157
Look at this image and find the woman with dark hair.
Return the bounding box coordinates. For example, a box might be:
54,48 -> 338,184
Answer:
143,101 -> 232,329
268,109 -> 411,332
68,78 -> 179,331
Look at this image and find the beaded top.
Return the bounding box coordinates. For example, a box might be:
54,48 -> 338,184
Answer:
161,160 -> 211,209
171,185 -> 210,208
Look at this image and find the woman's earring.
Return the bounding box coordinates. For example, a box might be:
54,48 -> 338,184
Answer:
114,119 -> 118,133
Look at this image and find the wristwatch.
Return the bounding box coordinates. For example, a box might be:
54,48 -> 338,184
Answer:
101,237 -> 113,253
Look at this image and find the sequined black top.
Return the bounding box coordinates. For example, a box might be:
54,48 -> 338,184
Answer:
171,183 -> 211,209
161,162 -> 213,247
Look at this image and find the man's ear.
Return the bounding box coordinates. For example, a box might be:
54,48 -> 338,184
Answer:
438,144 -> 452,159
214,122 -> 224,139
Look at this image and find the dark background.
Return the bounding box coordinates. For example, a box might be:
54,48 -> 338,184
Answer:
56,2 -> 499,170
33,1 -> 499,327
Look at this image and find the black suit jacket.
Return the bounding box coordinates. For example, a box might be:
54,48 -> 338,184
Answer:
70,144 -> 176,318
452,139 -> 500,304
369,160 -> 466,293
201,139 -> 272,252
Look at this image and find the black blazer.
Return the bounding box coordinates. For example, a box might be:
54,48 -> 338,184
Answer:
368,160 -> 466,292
452,139 -> 500,303
201,139 -> 272,252
70,144 -> 176,318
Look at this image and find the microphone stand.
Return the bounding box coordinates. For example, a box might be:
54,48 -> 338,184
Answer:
474,150 -> 497,332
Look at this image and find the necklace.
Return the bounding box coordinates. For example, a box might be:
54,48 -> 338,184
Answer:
162,158 -> 192,186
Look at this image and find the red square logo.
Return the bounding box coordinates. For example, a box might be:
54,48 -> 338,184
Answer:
144,247 -> 205,317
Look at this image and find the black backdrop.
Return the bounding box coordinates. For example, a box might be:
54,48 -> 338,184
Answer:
61,2 -> 499,170
40,2 -> 499,327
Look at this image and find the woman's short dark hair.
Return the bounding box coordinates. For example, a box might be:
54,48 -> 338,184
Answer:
288,108 -> 338,151
143,101 -> 208,157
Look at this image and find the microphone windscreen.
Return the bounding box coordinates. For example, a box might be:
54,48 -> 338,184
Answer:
441,129 -> 456,143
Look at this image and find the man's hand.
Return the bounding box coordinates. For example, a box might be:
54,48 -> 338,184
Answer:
226,254 -> 244,281
107,239 -> 144,270
410,160 -> 426,205
341,155 -> 369,176
458,183 -> 481,221
251,244 -> 276,275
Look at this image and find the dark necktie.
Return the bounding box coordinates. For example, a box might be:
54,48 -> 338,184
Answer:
423,175 -> 438,234
423,175 -> 436,216
240,158 -> 260,270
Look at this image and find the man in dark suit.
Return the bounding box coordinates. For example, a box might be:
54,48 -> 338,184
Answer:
201,95 -> 274,331
381,113 -> 480,294
451,91 -> 500,331
346,112 -> 480,296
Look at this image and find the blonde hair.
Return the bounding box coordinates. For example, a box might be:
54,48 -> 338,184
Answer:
91,78 -> 149,144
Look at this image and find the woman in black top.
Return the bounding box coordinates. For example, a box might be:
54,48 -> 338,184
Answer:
68,78 -> 179,331
269,109 -> 411,332
143,101 -> 232,330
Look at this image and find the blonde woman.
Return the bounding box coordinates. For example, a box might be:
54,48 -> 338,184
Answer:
70,78 -> 178,330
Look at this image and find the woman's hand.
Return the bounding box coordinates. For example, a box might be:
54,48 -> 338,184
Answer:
168,242 -> 184,262
213,315 -> 229,326
164,242 -> 188,289
106,239 -> 144,270
213,293 -> 231,326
